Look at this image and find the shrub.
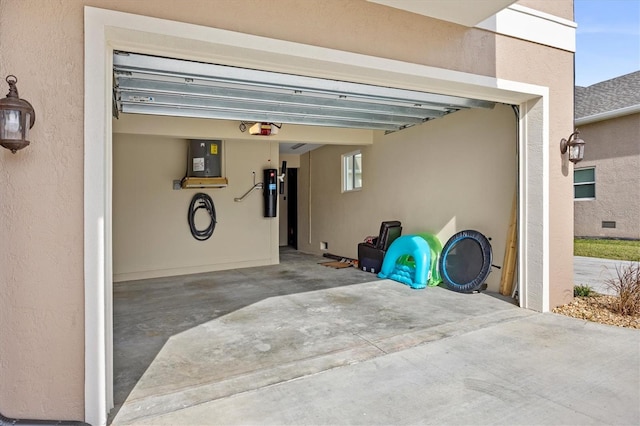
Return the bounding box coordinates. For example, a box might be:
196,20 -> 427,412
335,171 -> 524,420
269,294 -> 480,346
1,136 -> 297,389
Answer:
574,284 -> 594,297
605,262 -> 640,316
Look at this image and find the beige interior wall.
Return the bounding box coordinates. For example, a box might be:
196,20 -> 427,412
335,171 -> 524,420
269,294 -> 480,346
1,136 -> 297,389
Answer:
0,0 -> 574,420
298,105 -> 517,292
574,114 -> 640,239
113,134 -> 279,281
279,154 -> 302,169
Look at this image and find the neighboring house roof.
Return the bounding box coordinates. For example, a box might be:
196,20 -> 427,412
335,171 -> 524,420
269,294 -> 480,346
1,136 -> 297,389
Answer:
575,71 -> 640,124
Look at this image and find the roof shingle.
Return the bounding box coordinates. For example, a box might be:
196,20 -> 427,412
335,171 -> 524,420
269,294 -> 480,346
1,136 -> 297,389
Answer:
575,71 -> 640,119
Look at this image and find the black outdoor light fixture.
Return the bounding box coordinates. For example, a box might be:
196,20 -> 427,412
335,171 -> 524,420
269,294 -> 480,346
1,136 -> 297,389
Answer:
0,75 -> 36,153
560,129 -> 585,164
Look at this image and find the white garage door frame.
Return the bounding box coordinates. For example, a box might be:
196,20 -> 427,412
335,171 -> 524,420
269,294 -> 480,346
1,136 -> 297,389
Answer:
84,6 -> 549,426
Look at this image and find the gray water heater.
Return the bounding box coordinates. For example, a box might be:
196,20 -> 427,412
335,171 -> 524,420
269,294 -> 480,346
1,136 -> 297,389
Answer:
187,140 -> 222,177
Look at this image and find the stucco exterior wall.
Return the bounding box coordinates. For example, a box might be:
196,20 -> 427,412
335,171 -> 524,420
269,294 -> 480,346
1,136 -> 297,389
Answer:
297,105 -> 517,292
574,114 -> 640,239
492,35 -> 576,309
516,0 -> 574,20
0,0 -> 575,420
0,0 -> 86,420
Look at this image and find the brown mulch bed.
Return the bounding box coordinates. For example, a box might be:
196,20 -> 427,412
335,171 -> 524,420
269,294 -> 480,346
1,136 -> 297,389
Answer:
553,295 -> 640,329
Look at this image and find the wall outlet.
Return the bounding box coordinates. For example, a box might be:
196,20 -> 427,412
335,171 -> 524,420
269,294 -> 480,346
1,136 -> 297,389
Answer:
320,242 -> 328,250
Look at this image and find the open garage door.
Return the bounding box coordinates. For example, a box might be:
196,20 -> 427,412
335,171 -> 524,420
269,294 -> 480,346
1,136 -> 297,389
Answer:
113,52 -> 495,132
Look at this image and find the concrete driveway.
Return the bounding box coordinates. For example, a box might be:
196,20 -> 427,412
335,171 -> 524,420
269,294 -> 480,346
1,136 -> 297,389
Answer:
574,256 -> 638,295
111,251 -> 640,425
129,311 -> 639,425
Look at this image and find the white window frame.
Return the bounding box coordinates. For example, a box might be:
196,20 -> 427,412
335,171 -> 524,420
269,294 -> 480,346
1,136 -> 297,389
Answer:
342,150 -> 362,192
574,167 -> 595,200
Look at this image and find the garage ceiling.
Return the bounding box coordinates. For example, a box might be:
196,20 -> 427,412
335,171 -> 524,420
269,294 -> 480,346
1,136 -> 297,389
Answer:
113,52 -> 495,133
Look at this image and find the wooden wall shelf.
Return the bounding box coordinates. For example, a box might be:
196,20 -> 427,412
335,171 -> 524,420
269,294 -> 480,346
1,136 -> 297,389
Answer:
181,177 -> 228,189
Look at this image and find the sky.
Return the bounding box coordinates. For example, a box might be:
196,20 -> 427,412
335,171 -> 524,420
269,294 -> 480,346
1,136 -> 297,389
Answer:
574,0 -> 640,87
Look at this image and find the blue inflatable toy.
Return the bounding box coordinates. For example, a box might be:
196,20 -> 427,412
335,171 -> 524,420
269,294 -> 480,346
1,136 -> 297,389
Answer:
397,233 -> 443,286
378,235 -> 431,289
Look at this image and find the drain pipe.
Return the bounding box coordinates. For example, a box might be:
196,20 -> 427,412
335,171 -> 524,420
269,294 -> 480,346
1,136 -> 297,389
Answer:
0,412 -> 89,426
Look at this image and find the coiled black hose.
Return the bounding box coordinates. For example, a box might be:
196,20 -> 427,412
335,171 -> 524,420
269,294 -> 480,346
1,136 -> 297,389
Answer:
188,193 -> 216,241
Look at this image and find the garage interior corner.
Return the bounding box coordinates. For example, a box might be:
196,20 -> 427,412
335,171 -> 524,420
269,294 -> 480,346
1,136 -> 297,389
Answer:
109,247 -> 520,425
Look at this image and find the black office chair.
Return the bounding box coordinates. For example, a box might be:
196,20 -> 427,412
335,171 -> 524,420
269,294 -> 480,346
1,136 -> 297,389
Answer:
357,221 -> 402,273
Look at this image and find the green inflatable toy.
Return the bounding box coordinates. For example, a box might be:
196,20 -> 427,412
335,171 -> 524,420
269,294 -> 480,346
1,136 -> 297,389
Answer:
397,233 -> 443,286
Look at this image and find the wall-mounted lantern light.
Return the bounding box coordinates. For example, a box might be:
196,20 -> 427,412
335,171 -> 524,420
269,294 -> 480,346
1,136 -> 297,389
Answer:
0,75 -> 36,153
560,129 -> 585,164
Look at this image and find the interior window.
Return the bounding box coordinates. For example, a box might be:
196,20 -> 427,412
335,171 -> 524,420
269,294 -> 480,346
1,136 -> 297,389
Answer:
343,151 -> 362,192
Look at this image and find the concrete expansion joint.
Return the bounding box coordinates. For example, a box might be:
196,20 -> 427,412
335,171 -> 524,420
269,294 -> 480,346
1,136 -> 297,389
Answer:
364,307 -> 537,355
353,333 -> 389,354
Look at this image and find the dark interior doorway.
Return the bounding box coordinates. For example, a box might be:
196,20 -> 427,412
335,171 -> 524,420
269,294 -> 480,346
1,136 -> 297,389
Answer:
287,168 -> 298,249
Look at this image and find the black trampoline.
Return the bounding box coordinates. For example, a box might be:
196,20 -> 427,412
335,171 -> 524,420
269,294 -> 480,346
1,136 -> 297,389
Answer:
439,230 -> 493,293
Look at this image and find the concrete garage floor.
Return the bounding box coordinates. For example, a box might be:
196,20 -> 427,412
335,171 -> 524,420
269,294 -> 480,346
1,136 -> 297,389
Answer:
110,248 -> 382,421
110,248 -> 640,425
110,248 -> 518,423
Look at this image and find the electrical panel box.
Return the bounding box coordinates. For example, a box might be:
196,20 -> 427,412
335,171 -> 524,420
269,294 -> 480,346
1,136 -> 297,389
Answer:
187,140 -> 222,178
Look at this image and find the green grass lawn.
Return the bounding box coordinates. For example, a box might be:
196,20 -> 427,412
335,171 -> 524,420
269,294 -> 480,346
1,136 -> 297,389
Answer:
574,238 -> 640,261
